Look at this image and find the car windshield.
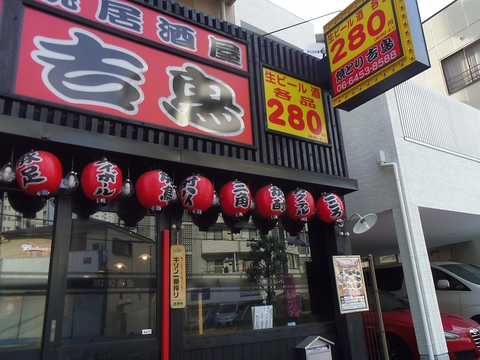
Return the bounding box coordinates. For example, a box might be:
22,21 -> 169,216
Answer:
369,290 -> 409,312
218,304 -> 237,313
437,263 -> 480,285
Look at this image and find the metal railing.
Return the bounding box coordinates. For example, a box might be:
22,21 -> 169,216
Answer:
445,63 -> 480,94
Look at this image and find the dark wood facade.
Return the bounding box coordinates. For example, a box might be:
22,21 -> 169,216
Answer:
0,1 -> 365,359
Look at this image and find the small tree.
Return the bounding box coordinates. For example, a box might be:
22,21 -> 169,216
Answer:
246,233 -> 287,305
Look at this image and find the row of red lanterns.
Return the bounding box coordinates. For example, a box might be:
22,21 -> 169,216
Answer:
4,150 -> 345,224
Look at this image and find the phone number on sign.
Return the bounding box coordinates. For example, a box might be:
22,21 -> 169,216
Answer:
335,50 -> 398,94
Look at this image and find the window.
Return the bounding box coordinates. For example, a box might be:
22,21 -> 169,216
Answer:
0,192 -> 55,352
184,212 -> 314,336
442,39 -> 480,94
112,238 -> 133,257
63,212 -> 157,344
432,268 -> 469,291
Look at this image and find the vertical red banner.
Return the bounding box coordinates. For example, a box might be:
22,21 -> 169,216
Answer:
161,230 -> 170,360
283,274 -> 299,318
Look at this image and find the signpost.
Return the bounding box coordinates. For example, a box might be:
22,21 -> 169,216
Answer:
171,245 -> 186,308
324,0 -> 430,111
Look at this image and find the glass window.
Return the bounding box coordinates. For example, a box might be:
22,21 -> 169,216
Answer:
62,210 -> 157,344
184,211 -> 314,336
432,267 -> 469,291
0,191 -> 55,352
442,39 -> 480,94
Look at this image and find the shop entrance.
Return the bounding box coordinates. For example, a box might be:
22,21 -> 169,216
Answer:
0,191 -> 161,360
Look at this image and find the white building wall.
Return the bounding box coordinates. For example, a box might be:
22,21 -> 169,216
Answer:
413,0 -> 480,109
342,80 -> 480,224
338,80 -> 480,359
394,81 -> 480,213
233,0 -> 315,50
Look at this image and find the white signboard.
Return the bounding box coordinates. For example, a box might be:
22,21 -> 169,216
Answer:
252,305 -> 273,330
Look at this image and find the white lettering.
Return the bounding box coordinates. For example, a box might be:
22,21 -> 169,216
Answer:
21,244 -> 51,252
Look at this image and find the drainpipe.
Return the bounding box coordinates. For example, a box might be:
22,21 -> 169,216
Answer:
220,1 -> 226,21
377,151 -> 434,360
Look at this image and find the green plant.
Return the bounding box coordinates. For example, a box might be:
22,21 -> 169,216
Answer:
246,234 -> 287,305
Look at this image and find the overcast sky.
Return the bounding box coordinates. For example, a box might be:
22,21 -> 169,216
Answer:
269,0 -> 456,33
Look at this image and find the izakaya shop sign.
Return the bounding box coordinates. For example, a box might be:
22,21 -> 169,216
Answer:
14,1 -> 252,145
263,68 -> 329,144
324,0 -> 429,111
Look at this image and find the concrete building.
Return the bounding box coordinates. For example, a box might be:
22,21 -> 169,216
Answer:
0,1 -> 361,359
413,0 -> 480,110
338,1 -> 480,358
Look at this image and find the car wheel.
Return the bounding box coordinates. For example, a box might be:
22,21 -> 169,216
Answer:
386,333 -> 413,360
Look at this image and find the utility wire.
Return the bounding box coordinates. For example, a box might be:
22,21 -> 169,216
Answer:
261,10 -> 341,36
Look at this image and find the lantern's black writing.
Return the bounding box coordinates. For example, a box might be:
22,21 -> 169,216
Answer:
179,175 -> 200,207
97,0 -> 143,33
232,182 -> 250,209
160,63 -> 245,136
17,151 -> 47,187
268,186 -> 286,212
322,194 -> 343,218
19,165 -> 47,187
158,171 -> 174,202
292,190 -> 311,216
32,28 -> 147,115
93,161 -> 119,197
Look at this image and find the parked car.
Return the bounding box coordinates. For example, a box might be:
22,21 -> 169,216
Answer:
185,306 -> 218,329
363,289 -> 480,360
214,303 -> 246,326
372,261 -> 480,322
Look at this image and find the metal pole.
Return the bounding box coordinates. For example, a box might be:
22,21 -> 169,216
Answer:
368,254 -> 389,360
378,155 -> 435,360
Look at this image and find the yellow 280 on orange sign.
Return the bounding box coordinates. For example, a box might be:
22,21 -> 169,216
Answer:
263,67 -> 328,144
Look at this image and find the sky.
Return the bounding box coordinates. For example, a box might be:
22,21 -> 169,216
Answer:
269,0 -> 456,33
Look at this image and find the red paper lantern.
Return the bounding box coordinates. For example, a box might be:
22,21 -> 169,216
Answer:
15,150 -> 63,197
218,181 -> 252,217
179,174 -> 214,214
135,170 -> 175,212
81,159 -> 122,205
286,189 -> 315,222
316,193 -> 345,223
254,185 -> 285,219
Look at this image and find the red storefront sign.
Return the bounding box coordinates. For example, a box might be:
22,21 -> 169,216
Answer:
33,0 -> 248,71
15,4 -> 252,145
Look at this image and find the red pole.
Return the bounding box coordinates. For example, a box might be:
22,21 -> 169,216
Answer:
161,229 -> 170,360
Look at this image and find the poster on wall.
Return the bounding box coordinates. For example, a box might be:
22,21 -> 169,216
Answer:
263,67 -> 329,144
14,3 -> 253,145
332,255 -> 369,314
171,245 -> 186,308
